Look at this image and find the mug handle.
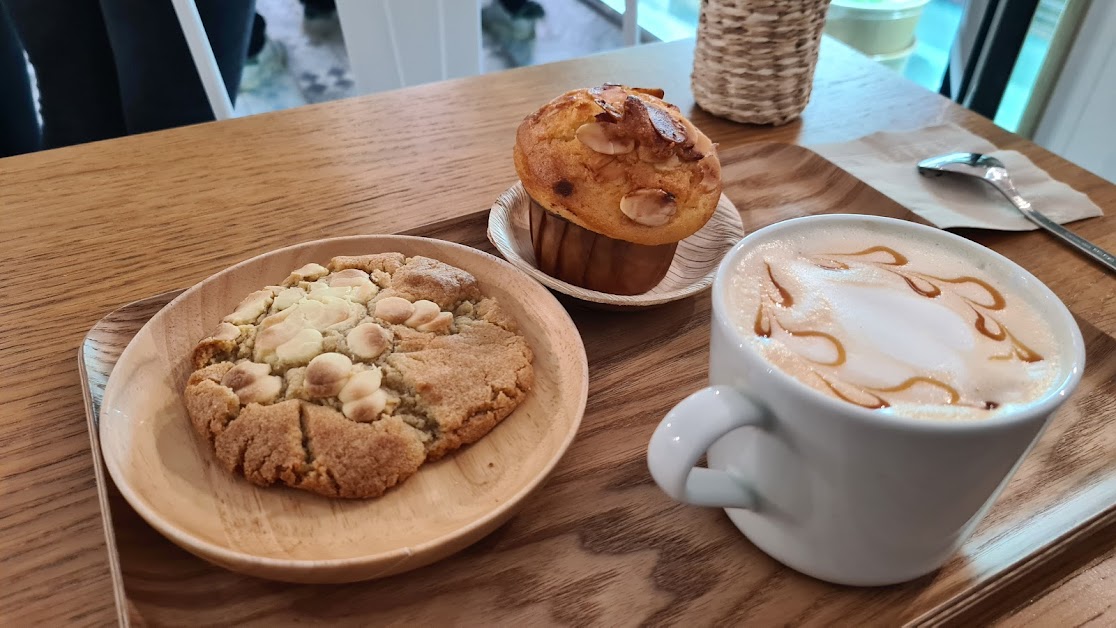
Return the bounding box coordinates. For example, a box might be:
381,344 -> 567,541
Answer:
648,386 -> 765,509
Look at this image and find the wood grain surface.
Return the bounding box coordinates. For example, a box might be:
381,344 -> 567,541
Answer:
993,522 -> 1116,627
75,143 -> 1116,626
1,37 -> 1114,625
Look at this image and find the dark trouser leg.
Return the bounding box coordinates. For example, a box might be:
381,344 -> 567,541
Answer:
300,0 -> 336,17
98,0 -> 255,135
499,0 -> 529,14
247,12 -> 266,59
1,0 -> 126,149
0,1 -> 40,156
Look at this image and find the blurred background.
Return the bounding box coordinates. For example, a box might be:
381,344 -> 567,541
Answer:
2,0 -> 1111,181
231,0 -> 1060,133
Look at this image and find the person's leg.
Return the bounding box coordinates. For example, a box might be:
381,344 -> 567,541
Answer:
483,0 -> 545,68
241,10 -> 286,93
498,0 -> 528,13
299,0 -> 336,20
196,0 -> 257,103
2,0 -> 127,149
98,0 -> 255,134
0,1 -> 41,156
247,12 -> 266,59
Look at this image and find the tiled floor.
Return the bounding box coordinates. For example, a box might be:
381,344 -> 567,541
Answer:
235,0 -> 354,116
483,0 -> 625,73
239,0 -> 625,115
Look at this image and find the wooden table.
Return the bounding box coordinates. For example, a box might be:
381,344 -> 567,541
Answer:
1,37 -> 1113,625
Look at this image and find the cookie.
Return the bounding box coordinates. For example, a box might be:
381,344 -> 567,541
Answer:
183,253 -> 534,499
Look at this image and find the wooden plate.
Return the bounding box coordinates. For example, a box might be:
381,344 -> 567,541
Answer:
98,235 -> 588,584
488,182 -> 745,307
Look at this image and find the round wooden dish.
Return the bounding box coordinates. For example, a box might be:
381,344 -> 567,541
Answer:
98,236 -> 588,584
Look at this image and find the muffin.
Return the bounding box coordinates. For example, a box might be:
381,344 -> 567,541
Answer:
514,84 -> 722,295
183,253 -> 534,499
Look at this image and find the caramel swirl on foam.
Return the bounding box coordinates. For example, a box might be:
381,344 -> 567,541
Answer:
815,246 -> 1042,364
754,262 -> 844,367
744,238 -> 1054,415
818,375 -> 962,411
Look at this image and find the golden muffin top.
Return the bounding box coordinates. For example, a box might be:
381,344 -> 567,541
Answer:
514,85 -> 722,246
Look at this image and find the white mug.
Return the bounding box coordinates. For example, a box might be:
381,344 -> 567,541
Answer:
647,215 -> 1085,586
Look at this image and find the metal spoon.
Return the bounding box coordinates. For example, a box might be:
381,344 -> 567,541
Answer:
917,152 -> 1116,273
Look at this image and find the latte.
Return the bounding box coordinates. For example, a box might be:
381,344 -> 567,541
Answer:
726,221 -> 1062,420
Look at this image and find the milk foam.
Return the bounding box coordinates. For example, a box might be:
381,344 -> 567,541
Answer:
726,223 -> 1062,420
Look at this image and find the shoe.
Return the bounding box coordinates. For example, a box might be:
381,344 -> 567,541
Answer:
482,0 -> 545,68
303,0 -> 337,20
240,38 -> 287,93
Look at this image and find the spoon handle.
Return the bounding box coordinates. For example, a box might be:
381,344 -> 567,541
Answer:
991,181 -> 1116,273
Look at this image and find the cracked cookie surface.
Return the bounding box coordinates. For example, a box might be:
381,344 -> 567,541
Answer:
183,253 -> 534,499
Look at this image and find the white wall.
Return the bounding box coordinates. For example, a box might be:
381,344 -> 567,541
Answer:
1034,0 -> 1116,183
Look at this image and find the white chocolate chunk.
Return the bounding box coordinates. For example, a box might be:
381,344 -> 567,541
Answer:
352,284 -> 377,303
274,328 -> 323,364
339,369 -> 382,403
223,289 -> 273,325
329,269 -> 370,284
255,312 -> 302,357
415,311 -> 453,333
339,368 -> 387,422
255,292 -> 362,363
272,287 -> 306,311
342,389 -> 388,422
299,297 -> 357,330
285,262 -> 329,284
346,323 -> 391,360
259,304 -> 295,328
329,269 -> 379,303
404,300 -> 441,328
208,322 -> 241,342
304,352 -> 353,397
307,284 -> 352,301
374,296 -> 415,324
221,361 -> 282,404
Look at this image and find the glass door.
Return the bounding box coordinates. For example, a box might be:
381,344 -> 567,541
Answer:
598,0 -> 700,42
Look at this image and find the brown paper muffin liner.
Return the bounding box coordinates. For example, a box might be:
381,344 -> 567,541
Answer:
528,198 -> 678,295
488,182 -> 745,308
